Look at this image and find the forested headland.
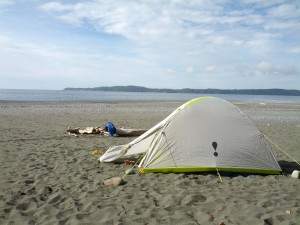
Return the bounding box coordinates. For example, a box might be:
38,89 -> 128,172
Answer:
64,85 -> 300,96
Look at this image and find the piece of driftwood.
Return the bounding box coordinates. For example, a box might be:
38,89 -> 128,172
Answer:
67,126 -> 147,137
116,128 -> 147,137
67,127 -> 106,136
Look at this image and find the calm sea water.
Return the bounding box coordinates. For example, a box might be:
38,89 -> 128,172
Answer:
0,89 -> 300,103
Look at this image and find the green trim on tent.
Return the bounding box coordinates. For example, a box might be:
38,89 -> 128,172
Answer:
183,96 -> 212,106
140,166 -> 282,175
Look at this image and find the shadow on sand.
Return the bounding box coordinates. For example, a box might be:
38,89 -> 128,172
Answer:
278,160 -> 300,175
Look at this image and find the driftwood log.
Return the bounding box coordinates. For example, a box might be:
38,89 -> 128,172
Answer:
67,127 -> 105,136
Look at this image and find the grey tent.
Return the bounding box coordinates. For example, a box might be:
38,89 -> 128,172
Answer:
99,97 -> 282,174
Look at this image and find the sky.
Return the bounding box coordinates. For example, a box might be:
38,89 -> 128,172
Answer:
0,0 -> 299,90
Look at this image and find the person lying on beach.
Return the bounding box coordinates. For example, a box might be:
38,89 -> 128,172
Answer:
104,121 -> 147,137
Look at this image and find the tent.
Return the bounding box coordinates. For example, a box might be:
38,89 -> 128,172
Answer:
99,97 -> 282,175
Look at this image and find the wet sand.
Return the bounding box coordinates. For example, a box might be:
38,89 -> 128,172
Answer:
0,100 -> 299,225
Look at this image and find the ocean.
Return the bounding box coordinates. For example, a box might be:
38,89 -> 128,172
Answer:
0,89 -> 300,103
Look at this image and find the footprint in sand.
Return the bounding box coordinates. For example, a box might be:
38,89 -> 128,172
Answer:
16,199 -> 37,211
48,193 -> 62,204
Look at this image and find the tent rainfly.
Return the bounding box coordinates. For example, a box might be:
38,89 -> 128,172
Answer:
99,97 -> 282,175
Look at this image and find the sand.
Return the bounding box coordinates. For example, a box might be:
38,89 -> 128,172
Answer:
0,100 -> 299,225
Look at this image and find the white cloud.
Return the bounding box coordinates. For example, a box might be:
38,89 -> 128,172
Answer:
264,20 -> 300,30
258,61 -> 299,76
241,0 -> 286,8
35,1 -> 256,40
186,66 -> 193,73
0,35 -> 73,61
166,68 -> 178,75
36,0 -> 300,65
0,34 -> 10,43
280,64 -> 298,76
0,0 -> 14,7
288,46 -> 300,53
268,4 -> 300,18
205,65 -> 217,73
258,61 -> 275,74
39,2 -> 71,11
1,0 -> 300,89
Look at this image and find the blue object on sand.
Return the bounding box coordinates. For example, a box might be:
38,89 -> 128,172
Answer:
105,122 -> 116,136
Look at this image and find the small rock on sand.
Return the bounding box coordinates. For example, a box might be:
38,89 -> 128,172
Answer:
291,170 -> 300,179
103,177 -> 124,186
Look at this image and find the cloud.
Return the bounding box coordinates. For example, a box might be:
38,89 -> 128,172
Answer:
267,4 -> 300,18
288,46 -> 300,53
166,68 -> 178,75
258,61 -> 299,76
0,35 -> 73,61
185,66 -> 193,73
37,0 -> 300,70
0,0 -> 14,7
1,0 -> 300,89
280,64 -> 299,76
258,61 -> 274,74
0,34 -> 165,89
205,65 -> 217,73
39,2 -> 72,12
38,1 -> 285,40
40,1 -> 176,39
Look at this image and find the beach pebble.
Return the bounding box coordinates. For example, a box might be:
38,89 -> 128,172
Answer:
103,177 -> 124,186
291,170 -> 300,179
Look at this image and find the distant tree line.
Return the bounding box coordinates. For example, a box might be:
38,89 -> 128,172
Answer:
64,85 -> 300,96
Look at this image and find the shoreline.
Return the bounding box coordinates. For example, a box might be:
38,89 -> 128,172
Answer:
2,89 -> 300,104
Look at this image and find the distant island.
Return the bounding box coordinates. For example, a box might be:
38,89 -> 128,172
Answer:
64,85 -> 300,96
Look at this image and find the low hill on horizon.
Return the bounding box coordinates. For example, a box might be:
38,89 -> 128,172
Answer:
64,85 -> 300,96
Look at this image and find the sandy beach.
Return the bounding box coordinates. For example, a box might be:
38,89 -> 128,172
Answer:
0,100 -> 299,225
